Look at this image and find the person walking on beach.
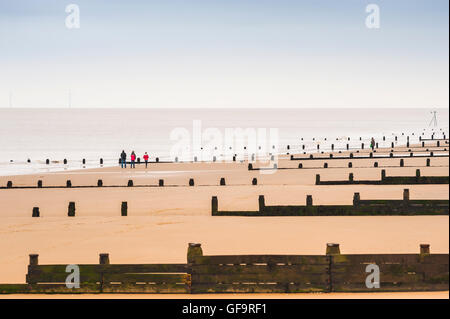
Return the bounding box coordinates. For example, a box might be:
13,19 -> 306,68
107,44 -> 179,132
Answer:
370,137 -> 376,151
130,151 -> 136,168
120,150 -> 127,168
143,152 -> 149,168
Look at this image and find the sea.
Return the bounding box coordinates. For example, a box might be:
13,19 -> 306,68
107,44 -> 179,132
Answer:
0,108 -> 448,176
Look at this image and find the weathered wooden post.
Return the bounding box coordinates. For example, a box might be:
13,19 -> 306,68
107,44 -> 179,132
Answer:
420,244 -> 430,256
403,189 -> 410,202
306,195 -> 313,207
211,196 -> 218,214
66,180 -> 72,188
252,178 -> 257,185
314,174 -> 321,185
326,243 -> 341,255
258,195 -> 265,212
400,159 -> 404,167
159,179 -> 164,186
68,202 -> 76,217
6,181 -> 12,188
121,202 -> 127,216
37,180 -> 42,188
349,173 -> 354,182
220,177 -> 226,186
189,178 -> 194,186
381,169 -> 386,180
416,169 -> 421,178
353,193 -> 360,206
26,254 -> 39,285
248,163 -> 253,170
127,180 -> 133,187
27,254 -> 39,270
99,253 -> 110,265
187,243 -> 203,264
32,207 -> 40,217
97,179 -> 103,187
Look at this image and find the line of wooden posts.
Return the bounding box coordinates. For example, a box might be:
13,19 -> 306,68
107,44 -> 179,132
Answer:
0,243 -> 447,294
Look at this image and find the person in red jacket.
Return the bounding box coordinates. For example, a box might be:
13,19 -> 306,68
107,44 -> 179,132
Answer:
130,151 -> 136,168
143,152 -> 149,168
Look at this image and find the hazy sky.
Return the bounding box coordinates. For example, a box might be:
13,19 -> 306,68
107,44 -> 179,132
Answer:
0,0 -> 448,108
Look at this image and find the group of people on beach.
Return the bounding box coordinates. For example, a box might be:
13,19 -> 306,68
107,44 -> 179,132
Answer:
120,150 -> 150,169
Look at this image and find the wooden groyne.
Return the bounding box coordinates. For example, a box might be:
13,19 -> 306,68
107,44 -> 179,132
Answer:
0,254 -> 189,294
289,152 -> 449,161
211,191 -> 449,216
0,243 -> 447,294
189,243 -> 449,293
316,169 -> 449,185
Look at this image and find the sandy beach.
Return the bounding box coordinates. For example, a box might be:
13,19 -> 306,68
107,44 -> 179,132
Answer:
0,144 -> 448,298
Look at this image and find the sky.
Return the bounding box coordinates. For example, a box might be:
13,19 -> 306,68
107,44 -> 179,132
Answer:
0,0 -> 448,108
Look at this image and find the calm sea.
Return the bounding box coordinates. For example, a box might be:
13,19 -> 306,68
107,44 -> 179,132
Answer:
0,108 -> 448,176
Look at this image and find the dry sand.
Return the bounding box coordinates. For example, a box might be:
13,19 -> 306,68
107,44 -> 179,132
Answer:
0,147 -> 448,298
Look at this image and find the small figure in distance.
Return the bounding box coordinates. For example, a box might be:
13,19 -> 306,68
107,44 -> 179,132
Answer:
143,152 -> 149,169
370,137 -> 376,151
130,151 -> 136,169
120,150 -> 127,168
